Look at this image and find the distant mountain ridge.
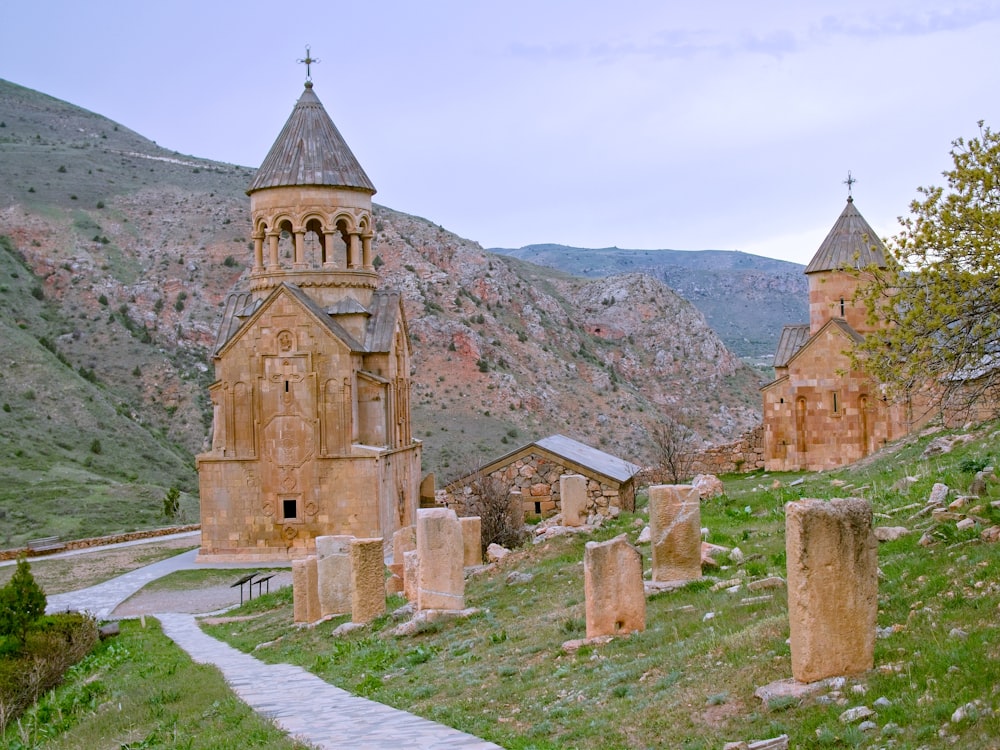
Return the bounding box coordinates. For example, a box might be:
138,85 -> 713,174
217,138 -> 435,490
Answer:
491,244 -> 808,359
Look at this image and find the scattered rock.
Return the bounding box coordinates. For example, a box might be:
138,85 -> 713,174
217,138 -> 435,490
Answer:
692,473 -> 725,499
486,543 -> 510,563
740,595 -> 773,606
637,525 -> 651,543
505,571 -> 534,585
874,696 -> 892,709
874,526 -> 910,542
839,705 -> 875,723
724,737 -> 788,750
729,547 -> 745,563
331,621 -> 366,637
892,475 -> 919,491
928,483 -> 950,506
858,720 -> 877,732
919,532 -> 935,547
956,518 -> 977,532
561,634 -> 614,653
754,678 -> 830,706
748,576 -> 785,591
390,607 -> 480,636
711,578 -> 742,592
98,622 -> 119,640
981,526 -> 1000,543
948,627 -> 969,639
951,700 -> 984,723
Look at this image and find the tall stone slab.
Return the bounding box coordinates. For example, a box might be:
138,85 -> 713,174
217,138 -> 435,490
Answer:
292,555 -> 320,624
416,507 -> 465,610
560,474 -> 588,527
508,490 -> 525,530
460,516 -> 483,566
786,497 -> 877,683
649,484 -> 702,582
350,537 -> 386,624
392,525 -> 417,565
316,535 -> 353,617
584,534 -> 646,638
403,549 -> 419,602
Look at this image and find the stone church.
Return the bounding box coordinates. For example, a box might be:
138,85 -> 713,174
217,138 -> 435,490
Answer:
196,80 -> 420,561
761,197 -> 915,472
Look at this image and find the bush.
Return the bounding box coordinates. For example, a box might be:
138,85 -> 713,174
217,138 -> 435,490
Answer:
163,486 -> 180,518
0,559 -> 46,646
466,473 -> 527,555
0,613 -> 97,734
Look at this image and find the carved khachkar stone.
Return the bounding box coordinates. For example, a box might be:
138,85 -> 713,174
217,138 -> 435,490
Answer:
786,497 -> 877,682
560,474 -> 588,527
649,484 -> 702,582
460,516 -> 482,566
508,490 -> 525,530
584,534 -> 645,638
350,537 -> 386,624
316,535 -> 353,617
416,507 -> 465,610
292,555 -> 321,624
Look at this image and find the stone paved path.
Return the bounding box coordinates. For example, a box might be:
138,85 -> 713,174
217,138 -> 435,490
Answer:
43,540 -> 505,749
158,613 -> 503,750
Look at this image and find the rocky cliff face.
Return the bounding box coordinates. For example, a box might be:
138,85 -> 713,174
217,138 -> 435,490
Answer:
0,79 -> 763,481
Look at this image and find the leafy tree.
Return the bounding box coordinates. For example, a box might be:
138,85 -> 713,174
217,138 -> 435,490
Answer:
0,558 -> 47,645
857,122 -> 1000,419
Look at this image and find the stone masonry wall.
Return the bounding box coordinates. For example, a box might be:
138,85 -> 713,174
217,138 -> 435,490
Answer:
443,451 -> 633,518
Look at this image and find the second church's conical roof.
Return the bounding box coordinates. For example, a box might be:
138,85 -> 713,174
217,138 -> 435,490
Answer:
248,83 -> 375,194
804,197 -> 887,274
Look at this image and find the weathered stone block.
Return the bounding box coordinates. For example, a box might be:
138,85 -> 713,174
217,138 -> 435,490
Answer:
392,524 -> 416,566
649,484 -> 702,582
315,534 -> 353,617
561,474 -> 588,527
416,507 -> 465,610
350,537 -> 386,624
786,497 -> 877,683
292,555 -> 320,624
403,549 -> 419,602
460,516 -> 483,566
584,534 -> 645,638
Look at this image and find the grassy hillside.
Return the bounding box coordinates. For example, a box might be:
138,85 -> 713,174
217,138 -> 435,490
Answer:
202,419 -> 994,748
0,235 -> 197,548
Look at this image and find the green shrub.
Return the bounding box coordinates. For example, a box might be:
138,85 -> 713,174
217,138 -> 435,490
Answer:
0,559 -> 46,646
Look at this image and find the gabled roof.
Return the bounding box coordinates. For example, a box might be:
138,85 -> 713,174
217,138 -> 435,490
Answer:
781,318 -> 864,371
535,435 -> 642,482
247,83 -> 375,195
773,324 -> 810,368
213,284 -> 365,357
449,434 -> 641,490
805,197 -> 888,274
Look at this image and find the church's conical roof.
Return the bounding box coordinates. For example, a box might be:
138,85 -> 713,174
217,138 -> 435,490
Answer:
248,83 -> 375,194
804,197 -> 887,274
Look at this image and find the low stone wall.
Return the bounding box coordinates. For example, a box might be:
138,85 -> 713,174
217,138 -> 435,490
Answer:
443,452 -> 633,518
0,524 -> 201,561
687,424 -> 765,476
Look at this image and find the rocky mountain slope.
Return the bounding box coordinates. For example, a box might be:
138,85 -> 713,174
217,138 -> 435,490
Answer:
492,244 -> 807,361
0,78 -> 764,513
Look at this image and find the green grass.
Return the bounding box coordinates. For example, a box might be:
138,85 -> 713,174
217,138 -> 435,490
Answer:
198,419 -> 1000,749
3,618 -> 310,750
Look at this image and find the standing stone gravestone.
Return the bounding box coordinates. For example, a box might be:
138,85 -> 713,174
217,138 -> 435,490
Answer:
416,507 -> 465,610
460,516 -> 483,566
785,497 -> 877,682
649,484 -> 702,582
316,535 -> 353,617
584,534 -> 646,638
561,474 -> 588,527
292,555 -> 321,624
350,537 -> 386,624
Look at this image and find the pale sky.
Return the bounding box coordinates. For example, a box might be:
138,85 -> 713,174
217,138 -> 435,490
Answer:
4,1 -> 999,265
